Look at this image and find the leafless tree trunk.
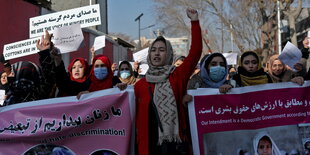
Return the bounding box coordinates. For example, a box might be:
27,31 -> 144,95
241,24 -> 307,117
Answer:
151,0 -> 300,61
281,0 -> 303,46
203,0 -> 246,52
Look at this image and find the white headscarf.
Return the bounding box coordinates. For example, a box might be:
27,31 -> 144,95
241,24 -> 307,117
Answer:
253,132 -> 282,155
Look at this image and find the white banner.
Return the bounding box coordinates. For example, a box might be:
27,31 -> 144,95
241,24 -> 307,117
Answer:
29,4 -> 101,38
133,48 -> 149,64
223,53 -> 238,65
0,90 -> 5,106
3,37 -> 40,60
93,35 -> 106,51
279,41 -> 302,69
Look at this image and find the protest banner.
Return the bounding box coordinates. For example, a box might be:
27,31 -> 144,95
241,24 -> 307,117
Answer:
0,90 -> 5,106
0,88 -> 135,155
223,53 -> 238,65
188,81 -> 310,155
3,37 -> 40,60
52,24 -> 84,53
133,48 -> 148,64
279,41 -> 302,69
29,4 -> 101,38
93,35 -> 106,51
138,64 -> 149,75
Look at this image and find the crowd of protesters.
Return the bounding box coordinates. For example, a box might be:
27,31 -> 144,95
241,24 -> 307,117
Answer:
1,8 -> 310,155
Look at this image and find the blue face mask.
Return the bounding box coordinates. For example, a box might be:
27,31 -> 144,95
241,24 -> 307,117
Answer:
120,70 -> 131,79
209,66 -> 226,82
94,67 -> 108,80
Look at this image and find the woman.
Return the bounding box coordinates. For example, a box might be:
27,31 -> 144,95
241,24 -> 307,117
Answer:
253,132 -> 282,155
134,8 -> 202,155
36,32 -> 91,97
3,61 -> 46,105
232,51 -> 273,87
188,53 -> 232,93
117,61 -> 138,85
55,57 -> 91,96
173,55 -> 186,67
267,54 -> 304,85
88,55 -> 124,92
0,71 -> 9,92
228,66 -> 237,80
0,71 -> 9,104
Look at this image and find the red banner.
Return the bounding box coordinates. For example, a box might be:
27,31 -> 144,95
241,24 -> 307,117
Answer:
188,82 -> 310,155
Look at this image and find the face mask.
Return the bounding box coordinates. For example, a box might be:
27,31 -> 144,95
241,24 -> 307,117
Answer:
209,66 -> 226,82
94,67 -> 108,80
229,72 -> 236,78
120,70 -> 131,79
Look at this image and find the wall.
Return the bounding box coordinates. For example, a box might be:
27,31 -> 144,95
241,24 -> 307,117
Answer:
0,0 -> 41,66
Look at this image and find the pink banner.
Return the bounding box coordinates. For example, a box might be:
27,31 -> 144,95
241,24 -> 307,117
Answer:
189,82 -> 310,155
0,89 -> 134,155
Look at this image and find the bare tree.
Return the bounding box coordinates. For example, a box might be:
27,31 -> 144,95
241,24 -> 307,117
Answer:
203,0 -> 246,52
151,0 -> 304,63
280,0 -> 303,46
152,0 -> 215,55
151,0 -> 271,54
109,32 -> 132,42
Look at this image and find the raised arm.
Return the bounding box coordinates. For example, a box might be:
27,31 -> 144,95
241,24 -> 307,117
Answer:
175,9 -> 202,80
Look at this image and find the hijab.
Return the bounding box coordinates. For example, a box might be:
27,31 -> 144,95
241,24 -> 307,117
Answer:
0,71 -> 9,92
267,54 -> 295,82
88,55 -> 113,92
253,132 -> 282,155
117,61 -> 137,85
145,36 -> 181,144
68,58 -> 89,83
237,51 -> 271,86
200,53 -> 228,88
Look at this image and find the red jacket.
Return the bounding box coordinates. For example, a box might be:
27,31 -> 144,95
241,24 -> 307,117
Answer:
134,21 -> 202,155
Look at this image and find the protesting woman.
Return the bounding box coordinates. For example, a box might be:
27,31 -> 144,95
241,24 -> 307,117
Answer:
232,51 -> 273,87
134,8 -> 202,155
188,53 -> 232,93
117,61 -> 139,85
267,54 -> 304,85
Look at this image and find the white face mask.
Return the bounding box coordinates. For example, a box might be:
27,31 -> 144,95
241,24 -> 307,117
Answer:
120,70 -> 131,79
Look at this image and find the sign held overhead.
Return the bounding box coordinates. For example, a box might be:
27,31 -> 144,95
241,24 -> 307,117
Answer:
3,37 -> 40,60
29,4 -> 101,38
